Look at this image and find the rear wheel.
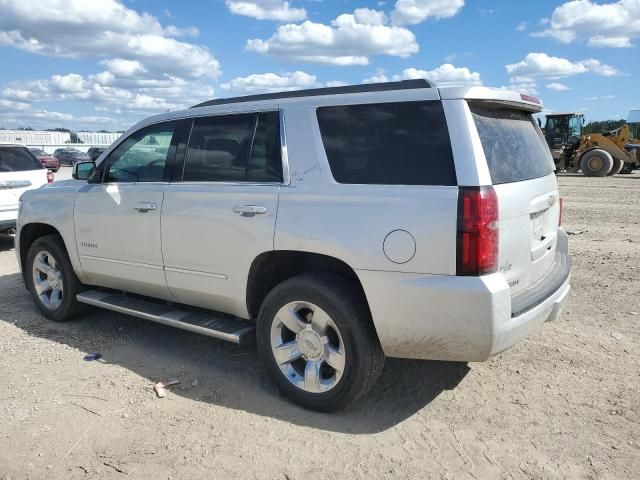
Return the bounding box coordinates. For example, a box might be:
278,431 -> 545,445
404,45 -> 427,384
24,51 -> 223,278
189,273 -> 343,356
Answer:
607,158 -> 624,176
580,149 -> 613,177
256,273 -> 385,411
25,235 -> 88,322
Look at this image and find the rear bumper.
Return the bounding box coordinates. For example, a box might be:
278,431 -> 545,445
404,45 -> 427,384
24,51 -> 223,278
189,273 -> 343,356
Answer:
357,229 -> 571,362
0,209 -> 18,231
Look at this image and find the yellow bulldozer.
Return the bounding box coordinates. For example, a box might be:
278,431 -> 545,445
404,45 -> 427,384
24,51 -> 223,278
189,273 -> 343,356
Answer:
544,111 -> 640,176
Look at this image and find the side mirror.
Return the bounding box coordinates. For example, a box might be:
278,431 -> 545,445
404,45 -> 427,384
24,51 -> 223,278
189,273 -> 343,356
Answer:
72,161 -> 96,181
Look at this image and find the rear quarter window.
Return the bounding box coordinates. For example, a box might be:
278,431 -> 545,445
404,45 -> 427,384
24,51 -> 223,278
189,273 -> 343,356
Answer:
470,104 -> 554,184
316,101 -> 456,186
0,147 -> 44,172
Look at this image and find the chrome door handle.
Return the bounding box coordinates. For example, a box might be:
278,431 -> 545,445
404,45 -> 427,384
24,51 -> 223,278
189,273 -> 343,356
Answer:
233,205 -> 267,215
134,202 -> 157,213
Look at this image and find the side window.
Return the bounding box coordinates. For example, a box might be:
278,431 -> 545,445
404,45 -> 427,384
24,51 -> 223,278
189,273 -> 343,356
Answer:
316,101 -> 456,186
247,111 -> 283,182
105,122 -> 177,183
183,113 -> 255,182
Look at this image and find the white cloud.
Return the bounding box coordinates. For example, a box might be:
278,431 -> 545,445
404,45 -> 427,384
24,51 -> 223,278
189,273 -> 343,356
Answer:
226,0 -> 307,21
101,59 -> 147,77
221,71 -> 318,94
546,82 -> 570,91
515,22 -> 528,31
246,8 -> 418,65
391,64 -> 482,86
363,73 -> 390,83
584,95 -> 615,100
391,0 -> 464,25
506,52 -> 620,79
0,0 -> 221,79
534,0 -> 640,48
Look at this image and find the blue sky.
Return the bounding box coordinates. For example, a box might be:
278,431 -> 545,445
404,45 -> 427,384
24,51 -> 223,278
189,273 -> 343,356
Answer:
0,0 -> 638,131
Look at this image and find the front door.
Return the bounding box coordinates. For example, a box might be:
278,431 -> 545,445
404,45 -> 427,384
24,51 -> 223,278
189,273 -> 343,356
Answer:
161,110 -> 283,318
74,121 -> 179,299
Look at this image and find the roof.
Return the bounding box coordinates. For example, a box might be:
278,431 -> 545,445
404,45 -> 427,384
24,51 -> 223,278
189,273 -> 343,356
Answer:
545,112 -> 584,117
191,79 -> 436,108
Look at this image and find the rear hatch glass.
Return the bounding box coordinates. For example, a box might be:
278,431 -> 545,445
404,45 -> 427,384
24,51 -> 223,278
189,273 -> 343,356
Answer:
0,147 -> 44,172
469,103 -> 560,299
470,105 -> 554,184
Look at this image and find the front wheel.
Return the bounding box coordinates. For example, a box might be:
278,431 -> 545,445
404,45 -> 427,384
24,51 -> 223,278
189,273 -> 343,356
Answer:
256,273 -> 385,411
580,149 -> 613,177
25,234 -> 88,322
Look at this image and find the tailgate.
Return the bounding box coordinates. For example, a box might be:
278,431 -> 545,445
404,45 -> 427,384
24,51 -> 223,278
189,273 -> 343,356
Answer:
493,174 -> 560,295
0,170 -> 48,208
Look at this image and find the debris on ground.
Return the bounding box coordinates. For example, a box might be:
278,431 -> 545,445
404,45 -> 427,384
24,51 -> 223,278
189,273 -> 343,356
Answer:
154,379 -> 179,398
83,353 -> 102,361
566,230 -> 586,236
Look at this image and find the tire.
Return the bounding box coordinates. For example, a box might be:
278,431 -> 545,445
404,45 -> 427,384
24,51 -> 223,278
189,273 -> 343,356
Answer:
580,149 -> 613,177
607,158 -> 624,176
256,273 -> 385,411
620,162 -> 634,174
25,234 -> 88,322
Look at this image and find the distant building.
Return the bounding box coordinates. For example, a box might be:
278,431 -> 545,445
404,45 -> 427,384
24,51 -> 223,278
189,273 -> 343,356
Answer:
0,129 -> 71,145
76,131 -> 122,145
0,129 -> 121,146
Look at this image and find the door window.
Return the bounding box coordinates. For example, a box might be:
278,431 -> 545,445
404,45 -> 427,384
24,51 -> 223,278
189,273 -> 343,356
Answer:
105,121 -> 177,183
183,114 -> 255,182
247,111 -> 283,182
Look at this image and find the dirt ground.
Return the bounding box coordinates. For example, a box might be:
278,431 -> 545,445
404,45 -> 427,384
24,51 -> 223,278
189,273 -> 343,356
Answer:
1,174 -> 639,480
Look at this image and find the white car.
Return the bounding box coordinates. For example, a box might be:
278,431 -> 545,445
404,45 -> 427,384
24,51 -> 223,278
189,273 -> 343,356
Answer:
1,144 -> 52,236
16,80 -> 571,411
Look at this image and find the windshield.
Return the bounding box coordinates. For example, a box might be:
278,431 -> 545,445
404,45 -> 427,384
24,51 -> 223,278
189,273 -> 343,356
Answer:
0,147 -> 44,172
470,104 -> 554,184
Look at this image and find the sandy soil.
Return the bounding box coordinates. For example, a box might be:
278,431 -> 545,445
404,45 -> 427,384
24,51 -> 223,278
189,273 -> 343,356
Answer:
1,174 -> 639,480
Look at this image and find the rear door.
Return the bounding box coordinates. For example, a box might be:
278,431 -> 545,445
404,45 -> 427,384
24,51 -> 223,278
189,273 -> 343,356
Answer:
161,110 -> 282,318
469,104 -> 560,294
0,147 -> 47,222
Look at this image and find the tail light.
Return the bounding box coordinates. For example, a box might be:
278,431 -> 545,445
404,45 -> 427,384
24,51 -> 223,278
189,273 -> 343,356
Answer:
558,197 -> 563,226
47,171 -> 54,183
457,186 -> 499,276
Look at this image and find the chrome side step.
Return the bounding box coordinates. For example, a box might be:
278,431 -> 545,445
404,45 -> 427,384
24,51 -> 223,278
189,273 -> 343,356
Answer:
77,290 -> 255,344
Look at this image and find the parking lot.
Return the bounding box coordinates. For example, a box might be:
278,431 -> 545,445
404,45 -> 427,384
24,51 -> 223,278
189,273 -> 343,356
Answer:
0,174 -> 638,479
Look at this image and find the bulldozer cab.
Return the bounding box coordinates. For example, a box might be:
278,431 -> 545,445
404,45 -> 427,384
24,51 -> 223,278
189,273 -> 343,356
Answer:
544,113 -> 584,150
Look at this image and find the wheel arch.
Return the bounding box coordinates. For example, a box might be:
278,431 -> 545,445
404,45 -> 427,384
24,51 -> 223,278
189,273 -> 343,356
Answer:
19,223 -> 64,279
246,250 -> 369,320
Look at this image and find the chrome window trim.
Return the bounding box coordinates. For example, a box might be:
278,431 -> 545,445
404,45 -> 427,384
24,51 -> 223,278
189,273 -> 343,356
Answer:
279,109 -> 291,186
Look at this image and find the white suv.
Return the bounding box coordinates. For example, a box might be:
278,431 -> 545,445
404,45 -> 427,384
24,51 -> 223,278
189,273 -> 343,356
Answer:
16,80 -> 571,411
1,144 -> 51,236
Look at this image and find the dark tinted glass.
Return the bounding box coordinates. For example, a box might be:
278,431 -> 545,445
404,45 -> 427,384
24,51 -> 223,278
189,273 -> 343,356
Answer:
470,105 -> 554,184
316,101 -> 456,186
183,114 -> 255,182
0,147 -> 44,172
105,121 -> 177,183
247,111 -> 282,182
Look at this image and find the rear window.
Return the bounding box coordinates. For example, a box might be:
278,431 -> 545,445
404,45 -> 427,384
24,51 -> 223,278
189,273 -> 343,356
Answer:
470,105 -> 554,184
316,101 -> 456,186
0,147 -> 44,172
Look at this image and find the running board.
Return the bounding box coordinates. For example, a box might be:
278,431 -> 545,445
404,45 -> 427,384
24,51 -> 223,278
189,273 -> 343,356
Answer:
76,290 -> 255,344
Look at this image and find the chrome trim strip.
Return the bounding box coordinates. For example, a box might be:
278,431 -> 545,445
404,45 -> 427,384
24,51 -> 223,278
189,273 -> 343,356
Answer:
164,266 -> 227,280
80,255 -> 164,270
279,109 -> 291,186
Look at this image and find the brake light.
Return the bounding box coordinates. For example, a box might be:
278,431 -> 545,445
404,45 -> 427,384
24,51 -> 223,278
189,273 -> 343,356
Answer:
520,93 -> 541,104
558,197 -> 563,226
457,187 -> 499,276
47,171 -> 54,183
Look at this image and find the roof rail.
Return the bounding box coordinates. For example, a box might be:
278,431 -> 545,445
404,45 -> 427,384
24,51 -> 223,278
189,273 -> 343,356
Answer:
191,79 -> 435,108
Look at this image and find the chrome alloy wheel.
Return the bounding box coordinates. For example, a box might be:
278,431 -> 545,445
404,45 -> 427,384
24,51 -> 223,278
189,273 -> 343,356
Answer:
270,301 -> 346,394
31,250 -> 64,309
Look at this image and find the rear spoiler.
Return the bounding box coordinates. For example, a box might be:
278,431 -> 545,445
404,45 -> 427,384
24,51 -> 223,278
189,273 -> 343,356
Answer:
439,87 -> 543,113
